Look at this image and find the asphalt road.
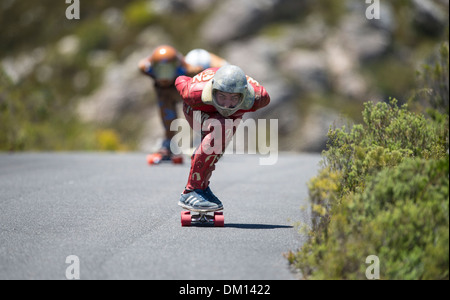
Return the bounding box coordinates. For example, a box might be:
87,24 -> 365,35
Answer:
0,152 -> 321,280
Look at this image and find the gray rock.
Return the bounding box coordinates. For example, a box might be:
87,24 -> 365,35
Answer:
281,49 -> 330,93
412,0 -> 448,35
152,0 -> 220,14
295,105 -> 344,153
77,49 -> 154,124
201,0 -> 309,46
338,13 -> 392,62
323,36 -> 368,100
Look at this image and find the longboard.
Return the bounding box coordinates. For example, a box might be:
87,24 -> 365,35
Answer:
181,210 -> 224,227
147,153 -> 184,165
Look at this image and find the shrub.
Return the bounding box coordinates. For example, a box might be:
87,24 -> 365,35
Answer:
0,66 -> 100,151
324,99 -> 448,196
288,99 -> 449,279
96,129 -> 127,151
124,1 -> 155,28
296,157 -> 449,280
411,42 -> 449,115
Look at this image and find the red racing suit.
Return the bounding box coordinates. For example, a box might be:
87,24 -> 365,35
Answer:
175,68 -> 270,192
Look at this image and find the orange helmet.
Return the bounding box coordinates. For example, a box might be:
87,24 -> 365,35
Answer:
149,45 -> 182,80
150,45 -> 178,64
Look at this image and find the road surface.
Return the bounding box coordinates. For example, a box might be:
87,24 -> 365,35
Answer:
0,152 -> 321,280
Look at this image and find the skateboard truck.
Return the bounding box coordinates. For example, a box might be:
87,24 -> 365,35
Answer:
181,211 -> 224,227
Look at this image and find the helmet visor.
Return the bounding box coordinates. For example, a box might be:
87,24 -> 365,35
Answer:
212,90 -> 244,117
213,90 -> 243,108
153,61 -> 177,80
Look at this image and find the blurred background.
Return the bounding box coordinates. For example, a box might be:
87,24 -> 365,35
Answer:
1,0 -> 448,153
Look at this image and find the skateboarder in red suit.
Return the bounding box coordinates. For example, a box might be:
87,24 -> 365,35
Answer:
176,65 -> 270,210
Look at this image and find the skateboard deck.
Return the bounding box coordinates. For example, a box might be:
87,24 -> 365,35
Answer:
181,210 -> 224,227
147,153 -> 184,165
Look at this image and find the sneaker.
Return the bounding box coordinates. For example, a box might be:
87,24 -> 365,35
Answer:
154,139 -> 173,161
157,147 -> 172,161
178,190 -> 220,212
147,146 -> 173,165
200,186 -> 223,209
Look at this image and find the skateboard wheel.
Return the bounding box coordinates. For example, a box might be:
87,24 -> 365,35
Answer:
214,213 -> 224,227
181,211 -> 191,227
147,154 -> 162,165
172,156 -> 184,164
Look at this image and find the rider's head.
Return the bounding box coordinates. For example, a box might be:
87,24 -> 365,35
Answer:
202,65 -> 255,117
150,45 -> 181,86
185,49 -> 212,69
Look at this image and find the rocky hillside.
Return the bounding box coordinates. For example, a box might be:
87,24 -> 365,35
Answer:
1,0 -> 449,152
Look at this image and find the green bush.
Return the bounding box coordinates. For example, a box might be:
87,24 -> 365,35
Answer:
124,1 -> 156,28
291,157 -> 449,280
0,66 -> 99,151
96,129 -> 128,151
358,158 -> 448,280
288,99 -> 449,279
411,42 -> 449,115
325,99 -> 448,196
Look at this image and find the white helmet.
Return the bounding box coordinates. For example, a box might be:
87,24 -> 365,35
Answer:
185,49 -> 212,69
201,65 -> 255,117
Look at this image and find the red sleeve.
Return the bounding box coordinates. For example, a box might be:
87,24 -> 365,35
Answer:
175,76 -> 192,102
250,84 -> 270,112
175,73 -> 217,112
175,76 -> 205,109
242,76 -> 270,113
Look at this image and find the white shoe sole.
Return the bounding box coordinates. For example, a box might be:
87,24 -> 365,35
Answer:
178,201 -> 223,213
